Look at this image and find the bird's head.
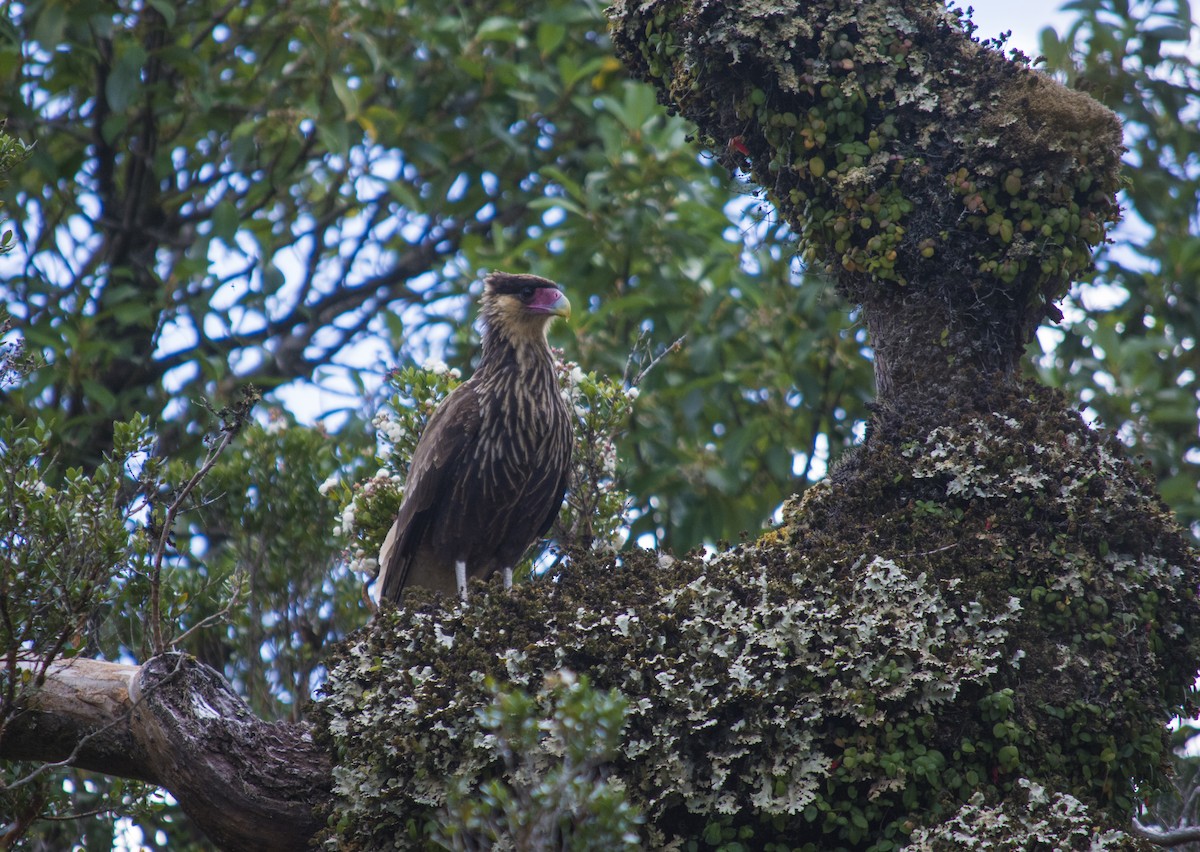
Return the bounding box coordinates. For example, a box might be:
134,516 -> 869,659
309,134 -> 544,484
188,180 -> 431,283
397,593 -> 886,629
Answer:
480,272 -> 571,345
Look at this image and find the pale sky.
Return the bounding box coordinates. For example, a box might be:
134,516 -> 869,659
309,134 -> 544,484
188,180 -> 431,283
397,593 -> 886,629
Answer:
961,3 -> 1077,57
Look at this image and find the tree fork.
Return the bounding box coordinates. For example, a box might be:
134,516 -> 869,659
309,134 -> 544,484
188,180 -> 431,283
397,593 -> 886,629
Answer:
0,654 -> 331,851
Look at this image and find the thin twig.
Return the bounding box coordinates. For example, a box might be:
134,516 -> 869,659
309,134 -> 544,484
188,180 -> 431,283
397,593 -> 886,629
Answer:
169,572 -> 246,649
148,427 -> 237,653
41,805 -> 114,822
621,328 -> 649,386
632,334 -> 686,387
148,389 -> 257,653
1179,770 -> 1200,828
911,543 -> 959,558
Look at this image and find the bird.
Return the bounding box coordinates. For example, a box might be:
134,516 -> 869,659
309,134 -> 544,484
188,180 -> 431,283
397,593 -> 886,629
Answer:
376,272 -> 573,604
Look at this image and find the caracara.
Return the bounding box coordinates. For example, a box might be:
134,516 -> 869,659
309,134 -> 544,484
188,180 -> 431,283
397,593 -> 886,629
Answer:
377,272 -> 573,604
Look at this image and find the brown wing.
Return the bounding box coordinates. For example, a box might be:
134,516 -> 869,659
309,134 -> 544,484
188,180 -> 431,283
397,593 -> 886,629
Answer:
377,383 -> 482,603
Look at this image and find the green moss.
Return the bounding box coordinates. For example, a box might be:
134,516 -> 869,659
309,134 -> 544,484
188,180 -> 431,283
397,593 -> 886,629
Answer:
315,379 -> 1199,849
610,0 -> 1123,355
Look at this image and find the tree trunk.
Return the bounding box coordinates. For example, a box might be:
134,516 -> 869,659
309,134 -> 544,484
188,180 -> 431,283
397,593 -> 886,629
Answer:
609,0 -> 1123,413
0,654 -> 331,851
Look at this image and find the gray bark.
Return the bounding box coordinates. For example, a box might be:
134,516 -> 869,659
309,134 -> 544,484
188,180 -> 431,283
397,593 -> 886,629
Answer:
0,653 -> 331,852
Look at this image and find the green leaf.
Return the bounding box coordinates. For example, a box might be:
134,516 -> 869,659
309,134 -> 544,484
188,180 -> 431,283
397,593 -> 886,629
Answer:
105,43 -> 147,113
81,379 -> 118,410
109,298 -> 156,328
146,0 -> 178,27
211,200 -> 239,244
331,75 -> 359,119
475,16 -> 520,42
536,22 -> 567,55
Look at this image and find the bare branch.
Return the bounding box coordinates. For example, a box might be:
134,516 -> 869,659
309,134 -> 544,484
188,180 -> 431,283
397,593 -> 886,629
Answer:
1,656 -> 182,791
1132,817 -> 1200,847
0,655 -> 331,852
0,658 -> 151,784
168,571 -> 247,650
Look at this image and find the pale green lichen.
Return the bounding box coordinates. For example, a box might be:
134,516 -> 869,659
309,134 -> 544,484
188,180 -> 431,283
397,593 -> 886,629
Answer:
906,778 -> 1149,850
905,416 -> 1111,500
317,542 -> 1027,848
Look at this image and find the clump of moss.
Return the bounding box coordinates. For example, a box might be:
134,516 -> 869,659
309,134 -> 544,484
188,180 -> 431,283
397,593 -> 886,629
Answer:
609,0 -> 1123,361
316,379 -> 1199,850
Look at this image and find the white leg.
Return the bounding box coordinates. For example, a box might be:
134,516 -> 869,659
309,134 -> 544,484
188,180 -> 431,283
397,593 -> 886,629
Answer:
503,567 -> 513,589
456,560 -> 468,603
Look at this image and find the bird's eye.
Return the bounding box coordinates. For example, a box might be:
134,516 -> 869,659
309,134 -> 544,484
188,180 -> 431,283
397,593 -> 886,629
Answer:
519,286 -> 535,301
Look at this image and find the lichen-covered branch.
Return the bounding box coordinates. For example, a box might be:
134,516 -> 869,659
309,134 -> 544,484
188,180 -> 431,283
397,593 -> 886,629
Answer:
318,379 -> 1200,849
0,655 -> 332,851
609,0 -> 1123,401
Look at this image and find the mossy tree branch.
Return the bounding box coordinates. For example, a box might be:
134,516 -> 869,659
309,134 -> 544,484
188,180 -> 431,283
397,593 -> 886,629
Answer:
609,0 -> 1123,405
316,4 -> 1198,848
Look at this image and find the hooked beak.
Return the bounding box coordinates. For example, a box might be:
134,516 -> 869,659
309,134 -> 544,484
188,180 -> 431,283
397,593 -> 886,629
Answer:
529,287 -> 571,320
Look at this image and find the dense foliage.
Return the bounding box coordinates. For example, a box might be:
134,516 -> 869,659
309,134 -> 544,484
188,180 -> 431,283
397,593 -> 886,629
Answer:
609,0 -> 1127,405
0,0 -> 866,551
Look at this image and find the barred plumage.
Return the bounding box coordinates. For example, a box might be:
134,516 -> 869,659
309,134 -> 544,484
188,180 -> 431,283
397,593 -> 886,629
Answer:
377,272 -> 573,603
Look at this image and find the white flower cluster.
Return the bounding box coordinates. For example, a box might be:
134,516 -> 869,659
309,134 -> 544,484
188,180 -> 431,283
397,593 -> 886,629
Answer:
421,357 -> 462,380
600,439 -> 618,477
558,361 -> 640,421
347,548 -> 378,577
372,411 -> 410,446
560,364 -> 588,416
334,466 -> 404,579
332,467 -> 402,539
332,499 -> 359,539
